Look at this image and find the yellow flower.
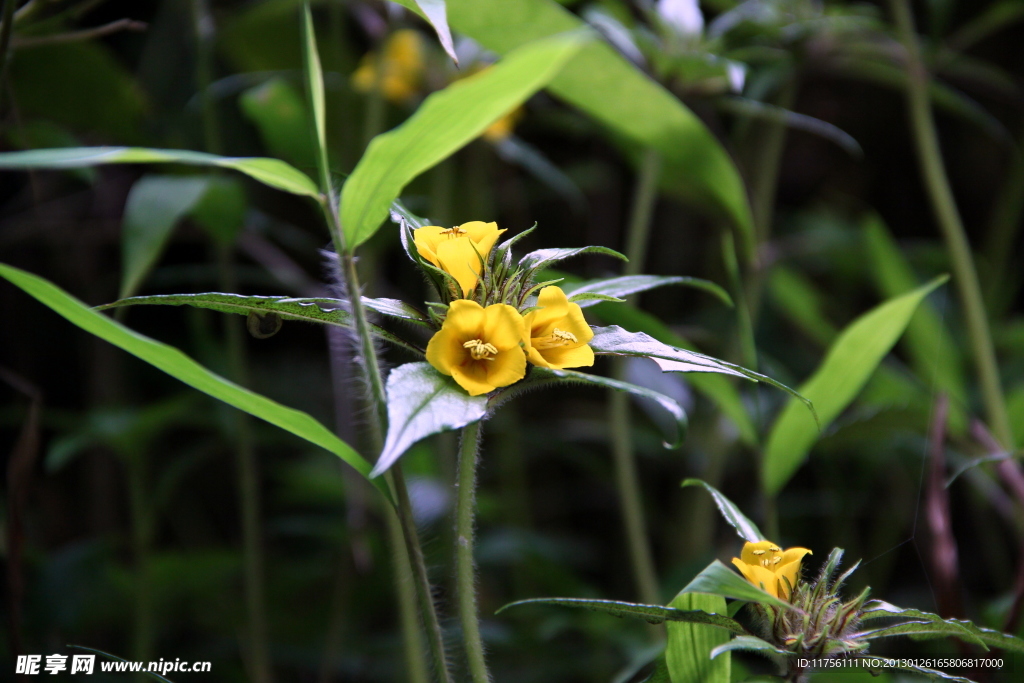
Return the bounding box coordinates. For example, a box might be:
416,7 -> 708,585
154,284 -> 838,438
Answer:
351,29 -> 425,103
731,540 -> 812,601
523,286 -> 594,369
413,221 -> 505,297
426,300 -> 527,396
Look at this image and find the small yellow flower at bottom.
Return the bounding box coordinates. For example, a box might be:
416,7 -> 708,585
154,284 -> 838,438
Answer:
523,286 -> 594,369
426,300 -> 527,396
731,540 -> 812,600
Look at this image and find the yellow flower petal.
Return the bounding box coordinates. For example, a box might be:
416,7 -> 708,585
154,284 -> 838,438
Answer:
740,540 -> 783,567
436,237 -> 485,296
539,344 -> 594,369
731,558 -> 780,598
426,301 -> 527,395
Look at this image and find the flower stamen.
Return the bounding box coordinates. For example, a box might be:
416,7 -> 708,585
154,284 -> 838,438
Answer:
441,227 -> 468,238
535,327 -> 579,350
464,339 -> 499,361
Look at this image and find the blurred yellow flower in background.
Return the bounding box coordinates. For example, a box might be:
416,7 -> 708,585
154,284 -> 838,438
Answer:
351,29 -> 425,103
523,286 -> 594,369
414,221 -> 505,297
731,540 -> 812,600
426,300 -> 527,395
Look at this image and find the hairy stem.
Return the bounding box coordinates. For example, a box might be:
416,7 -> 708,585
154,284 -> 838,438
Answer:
608,149 -> 662,609
890,0 -> 1014,449
455,420 -> 491,683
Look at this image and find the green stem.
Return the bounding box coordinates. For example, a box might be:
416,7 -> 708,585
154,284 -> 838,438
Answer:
608,149 -> 662,609
392,465 -> 453,683
191,0 -> 222,155
385,503 -> 432,683
455,420 -> 491,683
890,0 -> 1015,450
218,246 -> 273,683
126,452 -> 153,683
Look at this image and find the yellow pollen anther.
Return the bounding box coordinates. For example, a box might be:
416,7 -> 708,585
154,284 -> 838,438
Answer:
774,556 -> 782,564
752,550 -> 767,556
463,339 -> 499,361
770,546 -> 782,552
551,328 -> 577,343
441,227 -> 468,238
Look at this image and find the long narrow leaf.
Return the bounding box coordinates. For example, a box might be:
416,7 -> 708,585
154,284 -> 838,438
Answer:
0,147 -> 320,198
496,597 -> 748,634
681,479 -> 763,542
762,276 -> 948,495
414,0 -> 458,63
562,275 -> 732,308
680,559 -> 792,610
340,32 -> 588,247
0,264 -> 389,501
95,293 -> 425,356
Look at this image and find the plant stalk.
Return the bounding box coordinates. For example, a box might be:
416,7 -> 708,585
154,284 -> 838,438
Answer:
218,246 -> 273,683
320,194 -> 452,683
890,0 -> 1015,449
0,0 -> 16,112
608,149 -> 662,609
455,420 -> 491,683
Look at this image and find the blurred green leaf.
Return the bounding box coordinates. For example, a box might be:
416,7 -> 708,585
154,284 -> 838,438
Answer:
96,292 -> 425,356
0,264 -> 389,500
239,77 -> 317,169
9,42 -> 145,142
767,266 -> 837,346
396,0 -> 756,254
562,275 -> 732,308
341,32 -> 587,247
762,276 -> 948,495
190,176 -> 248,247
0,147 -> 320,198
120,175 -> 211,299
666,592 -> 731,683
682,479 -> 763,543
947,0 -> 1024,52
680,559 -> 792,610
862,214 -> 967,433
373,362 -> 487,477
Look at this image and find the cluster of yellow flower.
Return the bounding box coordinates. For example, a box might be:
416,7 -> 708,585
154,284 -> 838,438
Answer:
414,221 -> 594,396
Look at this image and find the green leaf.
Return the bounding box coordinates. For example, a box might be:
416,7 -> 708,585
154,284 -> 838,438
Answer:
589,325 -> 815,420
492,367 -> 687,448
239,77 -> 317,169
681,479 -> 763,543
562,275 -> 732,308
301,3 -> 331,193
393,0 -> 755,254
0,147 -> 320,199
120,175 -> 211,299
862,214 -> 967,433
190,177 -> 248,247
95,293 -> 425,356
517,245 -> 627,273
667,592 -> 731,683
680,559 -> 792,610
373,362 -> 488,477
362,298 -> 432,327
495,597 -> 748,634
762,276 -> 948,495
859,601 -> 1024,653
709,635 -> 791,660
0,263 -> 389,501
715,96 -> 862,156
590,303 -> 757,446
341,32 -> 588,247
414,0 -> 459,63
